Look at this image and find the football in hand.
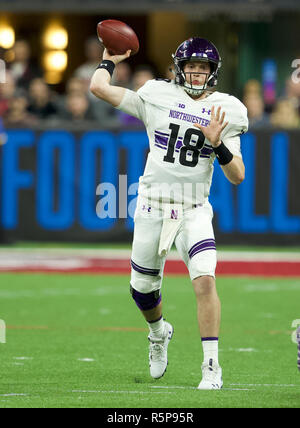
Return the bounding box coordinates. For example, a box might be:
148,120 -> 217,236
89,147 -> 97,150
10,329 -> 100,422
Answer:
97,19 -> 139,56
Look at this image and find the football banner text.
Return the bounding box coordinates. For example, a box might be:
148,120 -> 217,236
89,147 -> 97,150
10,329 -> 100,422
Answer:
0,129 -> 299,245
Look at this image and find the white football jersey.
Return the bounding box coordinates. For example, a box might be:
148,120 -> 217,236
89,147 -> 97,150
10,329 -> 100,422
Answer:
117,79 -> 248,206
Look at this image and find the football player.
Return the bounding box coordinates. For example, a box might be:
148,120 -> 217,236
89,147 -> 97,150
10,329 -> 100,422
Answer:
90,37 -> 248,390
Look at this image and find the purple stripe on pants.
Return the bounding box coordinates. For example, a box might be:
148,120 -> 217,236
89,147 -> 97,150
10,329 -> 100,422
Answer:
188,239 -> 216,259
189,238 -> 215,254
131,260 -> 160,277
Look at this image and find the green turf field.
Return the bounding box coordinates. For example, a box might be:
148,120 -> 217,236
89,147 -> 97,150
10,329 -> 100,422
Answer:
0,273 -> 299,408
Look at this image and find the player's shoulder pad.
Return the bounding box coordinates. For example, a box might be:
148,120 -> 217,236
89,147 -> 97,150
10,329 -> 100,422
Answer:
222,93 -> 247,120
137,78 -> 175,106
228,94 -> 247,110
216,92 -> 246,109
215,92 -> 248,134
137,79 -> 155,97
137,78 -> 157,91
230,96 -> 248,128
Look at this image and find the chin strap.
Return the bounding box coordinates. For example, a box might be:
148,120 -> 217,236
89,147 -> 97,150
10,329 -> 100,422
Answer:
183,83 -> 206,97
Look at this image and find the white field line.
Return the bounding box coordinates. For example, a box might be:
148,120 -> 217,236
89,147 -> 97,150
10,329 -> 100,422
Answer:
71,387 -> 253,394
71,389 -> 176,395
0,393 -> 28,397
77,358 -> 95,362
150,385 -> 195,390
13,357 -> 33,360
72,383 -> 300,395
150,385 -> 253,391
230,383 -> 300,388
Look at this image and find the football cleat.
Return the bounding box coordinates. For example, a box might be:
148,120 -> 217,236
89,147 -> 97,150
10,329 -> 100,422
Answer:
297,326 -> 300,371
148,321 -> 174,379
198,359 -> 223,390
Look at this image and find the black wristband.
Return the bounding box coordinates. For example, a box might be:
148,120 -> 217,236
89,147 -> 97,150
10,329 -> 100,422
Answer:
213,142 -> 234,165
96,60 -> 115,77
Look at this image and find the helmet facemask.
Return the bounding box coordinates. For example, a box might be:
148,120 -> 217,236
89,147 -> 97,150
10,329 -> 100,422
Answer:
173,56 -> 219,97
183,71 -> 210,96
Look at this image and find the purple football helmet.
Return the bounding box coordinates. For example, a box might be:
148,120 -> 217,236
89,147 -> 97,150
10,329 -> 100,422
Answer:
172,37 -> 222,96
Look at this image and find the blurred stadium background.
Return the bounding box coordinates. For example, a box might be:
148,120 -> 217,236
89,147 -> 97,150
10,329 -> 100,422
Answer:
0,0 -> 300,249
0,0 -> 300,409
0,0 -> 300,250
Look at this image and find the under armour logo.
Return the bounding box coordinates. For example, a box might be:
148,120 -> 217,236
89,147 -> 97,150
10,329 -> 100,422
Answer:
142,205 -> 152,213
202,108 -> 211,115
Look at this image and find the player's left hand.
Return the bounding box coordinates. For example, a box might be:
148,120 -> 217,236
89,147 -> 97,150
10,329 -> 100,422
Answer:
194,105 -> 228,147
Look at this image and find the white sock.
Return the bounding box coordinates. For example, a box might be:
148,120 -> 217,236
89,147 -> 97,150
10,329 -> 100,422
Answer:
202,338 -> 219,365
148,317 -> 165,338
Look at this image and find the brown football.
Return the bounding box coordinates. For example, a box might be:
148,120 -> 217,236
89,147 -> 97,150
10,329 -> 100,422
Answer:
97,19 -> 139,56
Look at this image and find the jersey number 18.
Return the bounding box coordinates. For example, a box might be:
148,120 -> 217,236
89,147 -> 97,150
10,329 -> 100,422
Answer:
163,123 -> 205,167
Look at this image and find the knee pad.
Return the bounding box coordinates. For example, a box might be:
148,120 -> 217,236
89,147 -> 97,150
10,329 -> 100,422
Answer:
130,285 -> 161,311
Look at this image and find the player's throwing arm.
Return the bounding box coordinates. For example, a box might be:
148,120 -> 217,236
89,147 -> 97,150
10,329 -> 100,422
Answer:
90,49 -> 130,107
90,19 -> 139,107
